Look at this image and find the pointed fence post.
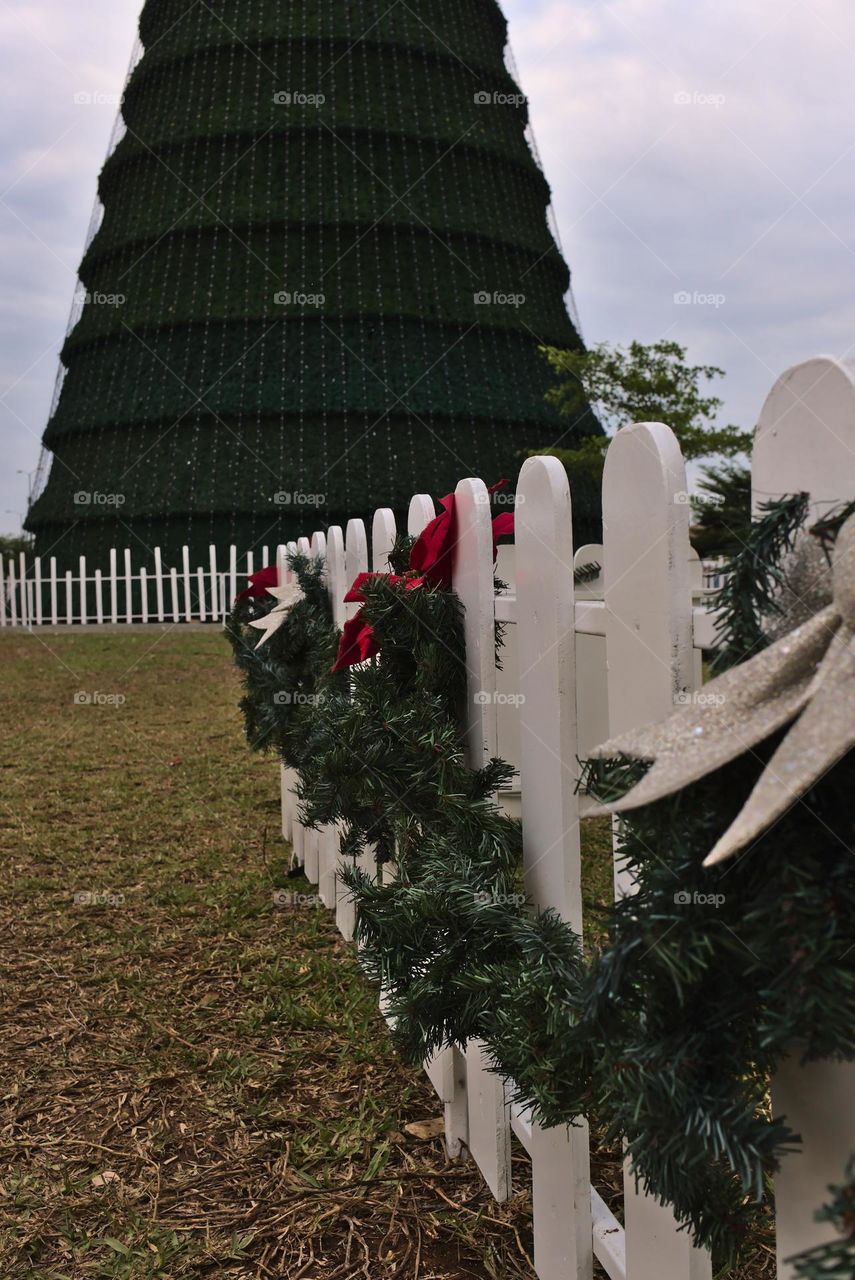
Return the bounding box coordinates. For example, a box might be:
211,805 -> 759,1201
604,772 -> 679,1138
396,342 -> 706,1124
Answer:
516,456 -> 593,1280
753,357 -> 855,1276
603,423 -> 710,1280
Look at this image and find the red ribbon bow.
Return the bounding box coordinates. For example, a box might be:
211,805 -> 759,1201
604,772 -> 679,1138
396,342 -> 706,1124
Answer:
332,482 -> 514,673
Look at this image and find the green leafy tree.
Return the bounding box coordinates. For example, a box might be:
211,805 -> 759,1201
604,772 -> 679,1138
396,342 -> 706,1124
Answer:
0,533 -> 33,557
537,340 -> 752,483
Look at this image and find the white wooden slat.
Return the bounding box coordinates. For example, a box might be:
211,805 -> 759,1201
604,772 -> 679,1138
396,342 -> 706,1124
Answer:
209,546 -> 218,617
276,544 -> 289,588
230,544 -> 238,608
140,568 -> 149,624
95,570 -> 104,625
753,355 -> 855,521
303,826 -> 320,884
306,526 -> 330,907
197,568 -> 207,623
79,556 -> 87,625
262,544 -> 269,566
327,526 -> 347,630
329,521 -> 378,938
169,568 -> 180,623
592,1190 -> 626,1280
453,477 -> 510,1202
154,548 -> 165,622
65,570 -> 73,626
0,558 -> 6,627
109,549 -> 118,624
372,508 -> 396,572
345,519 -> 368,614
124,549 -> 133,624
9,561 -> 18,627
773,1060 -> 855,1276
317,827 -> 337,909
291,807 -> 305,868
602,424 -> 710,1280
50,557 -> 58,625
753,357 -> 855,1276
182,546 -> 192,622
35,558 -> 43,626
281,765 -> 294,843
517,456 -> 593,1280
425,1048 -> 469,1159
246,551 -> 255,579
19,553 -> 29,628
407,493 -> 435,537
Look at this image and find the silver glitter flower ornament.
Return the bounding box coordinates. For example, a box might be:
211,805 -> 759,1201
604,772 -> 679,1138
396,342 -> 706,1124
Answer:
589,513 -> 855,866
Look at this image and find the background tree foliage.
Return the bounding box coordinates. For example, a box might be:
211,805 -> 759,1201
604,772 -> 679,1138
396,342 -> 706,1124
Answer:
537,339 -> 751,478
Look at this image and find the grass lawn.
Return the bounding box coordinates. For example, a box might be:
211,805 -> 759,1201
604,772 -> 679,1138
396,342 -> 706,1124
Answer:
0,629 -> 769,1279
1,629 -> 549,1279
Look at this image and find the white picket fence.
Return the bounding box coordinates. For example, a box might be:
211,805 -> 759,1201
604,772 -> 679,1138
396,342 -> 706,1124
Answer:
0,545 -> 277,627
279,355 -> 855,1280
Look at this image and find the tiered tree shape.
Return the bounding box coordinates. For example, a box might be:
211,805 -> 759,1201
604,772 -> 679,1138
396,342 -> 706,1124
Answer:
28,0 -> 601,566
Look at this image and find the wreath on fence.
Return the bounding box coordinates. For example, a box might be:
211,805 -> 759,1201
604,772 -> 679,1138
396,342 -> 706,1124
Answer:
227,491 -> 855,1272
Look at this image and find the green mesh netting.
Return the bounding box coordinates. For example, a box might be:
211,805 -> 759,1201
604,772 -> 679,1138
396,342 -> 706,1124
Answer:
27,0 -> 601,568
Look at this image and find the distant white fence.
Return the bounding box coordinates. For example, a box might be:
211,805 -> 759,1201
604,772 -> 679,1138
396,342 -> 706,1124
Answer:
0,545 -> 278,627
280,356 -> 855,1280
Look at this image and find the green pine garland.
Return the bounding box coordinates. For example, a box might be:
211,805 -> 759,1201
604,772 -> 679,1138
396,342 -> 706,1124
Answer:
227,501 -> 855,1267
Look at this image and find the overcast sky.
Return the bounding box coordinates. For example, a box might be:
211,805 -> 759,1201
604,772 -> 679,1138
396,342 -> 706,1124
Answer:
2,0 -> 854,534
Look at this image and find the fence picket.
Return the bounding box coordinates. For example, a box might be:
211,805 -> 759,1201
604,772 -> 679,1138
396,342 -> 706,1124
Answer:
517,456 -> 593,1279
65,570 -> 73,626
0,558 -> 6,627
124,549 -> 133,624
169,568 -> 180,623
197,568 -> 206,623
19,553 -> 29,628
372,508 -> 396,572
9,561 -> 18,627
50,557 -> 58,625
95,570 -> 104,625
230,545 -> 238,610
453,478 -> 511,1202
79,556 -> 87,625
209,546 -> 218,618
35,558 -> 43,626
753,356 -> 855,1277
110,549 -> 118,624
603,423 -> 710,1280
154,548 -> 165,622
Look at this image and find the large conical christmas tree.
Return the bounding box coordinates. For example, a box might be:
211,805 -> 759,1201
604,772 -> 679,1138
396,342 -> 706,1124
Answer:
27,0 -> 601,567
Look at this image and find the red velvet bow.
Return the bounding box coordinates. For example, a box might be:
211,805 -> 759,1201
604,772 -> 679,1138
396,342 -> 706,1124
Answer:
236,565 -> 278,602
332,482 -> 514,672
